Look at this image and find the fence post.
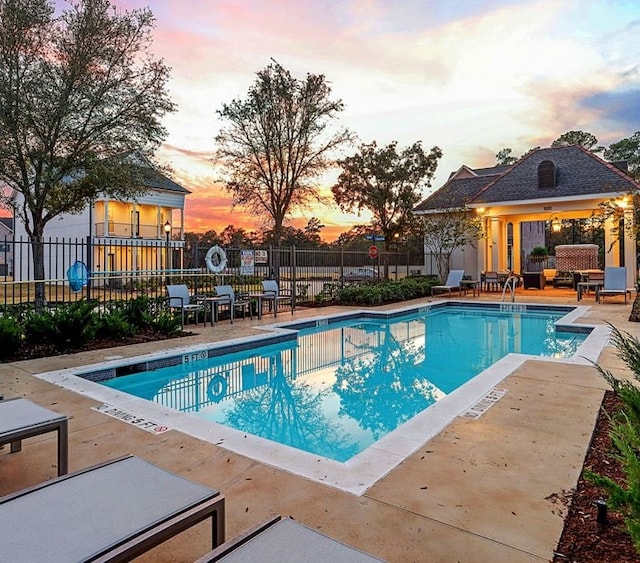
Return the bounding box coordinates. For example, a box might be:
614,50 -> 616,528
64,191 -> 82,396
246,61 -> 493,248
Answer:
291,245 -> 296,311
85,235 -> 92,301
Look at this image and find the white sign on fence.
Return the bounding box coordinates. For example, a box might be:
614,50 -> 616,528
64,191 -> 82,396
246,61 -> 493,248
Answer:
240,250 -> 255,275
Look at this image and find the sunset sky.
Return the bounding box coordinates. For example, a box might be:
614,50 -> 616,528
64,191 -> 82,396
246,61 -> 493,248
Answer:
96,2 -> 640,239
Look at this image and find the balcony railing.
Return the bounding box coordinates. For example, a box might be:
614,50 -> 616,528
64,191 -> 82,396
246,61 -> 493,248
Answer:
95,222 -> 180,239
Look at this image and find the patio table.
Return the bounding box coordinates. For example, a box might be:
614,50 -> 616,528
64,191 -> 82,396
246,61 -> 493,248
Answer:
0,455 -> 225,562
0,397 -> 68,476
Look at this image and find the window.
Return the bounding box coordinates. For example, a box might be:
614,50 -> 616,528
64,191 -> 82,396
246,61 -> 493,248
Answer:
538,160 -> 556,189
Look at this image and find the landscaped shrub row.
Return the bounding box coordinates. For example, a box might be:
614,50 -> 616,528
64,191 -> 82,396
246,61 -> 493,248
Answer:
335,276 -> 439,305
589,324 -> 640,554
0,296 -> 182,361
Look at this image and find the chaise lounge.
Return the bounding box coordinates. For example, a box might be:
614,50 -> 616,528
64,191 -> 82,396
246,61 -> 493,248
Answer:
431,270 -> 465,297
0,455 -> 225,562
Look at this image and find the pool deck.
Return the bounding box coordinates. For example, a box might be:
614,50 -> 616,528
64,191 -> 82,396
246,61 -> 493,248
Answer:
0,287 -> 635,562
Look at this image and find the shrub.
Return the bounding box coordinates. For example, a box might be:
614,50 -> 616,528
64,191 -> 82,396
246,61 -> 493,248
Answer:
23,309 -> 58,346
97,309 -> 136,339
588,324 -> 640,553
50,300 -> 98,349
336,276 -> 438,305
122,296 -> 153,329
0,316 -> 21,359
149,311 -> 182,336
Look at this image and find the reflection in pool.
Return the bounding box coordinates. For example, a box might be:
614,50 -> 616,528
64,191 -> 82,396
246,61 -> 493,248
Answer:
102,306 -> 587,462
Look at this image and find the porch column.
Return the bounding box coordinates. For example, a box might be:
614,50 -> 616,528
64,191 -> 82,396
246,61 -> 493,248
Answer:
511,221 -> 522,274
624,208 -> 636,287
490,217 -> 501,271
604,216 -> 620,267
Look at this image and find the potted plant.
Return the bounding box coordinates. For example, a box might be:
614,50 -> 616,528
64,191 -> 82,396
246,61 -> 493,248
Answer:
529,246 -> 549,262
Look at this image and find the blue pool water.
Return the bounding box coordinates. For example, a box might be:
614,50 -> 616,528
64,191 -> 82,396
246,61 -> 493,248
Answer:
101,306 -> 587,462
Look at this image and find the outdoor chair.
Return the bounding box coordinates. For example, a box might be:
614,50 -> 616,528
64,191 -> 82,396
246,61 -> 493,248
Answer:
483,271 -> 500,291
167,284 -> 207,329
598,267 -> 632,303
0,455 -> 225,562
431,270 -> 465,297
0,397 -> 68,478
195,515 -> 383,562
214,285 -> 253,323
260,280 -> 294,317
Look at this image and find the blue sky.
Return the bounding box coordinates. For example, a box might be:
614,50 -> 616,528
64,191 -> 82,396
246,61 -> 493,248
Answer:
107,0 -> 640,238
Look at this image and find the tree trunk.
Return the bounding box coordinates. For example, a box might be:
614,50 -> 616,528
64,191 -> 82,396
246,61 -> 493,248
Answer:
31,237 -> 46,310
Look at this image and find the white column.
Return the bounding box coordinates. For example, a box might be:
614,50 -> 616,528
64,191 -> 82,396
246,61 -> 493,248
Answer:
624,208 -> 636,287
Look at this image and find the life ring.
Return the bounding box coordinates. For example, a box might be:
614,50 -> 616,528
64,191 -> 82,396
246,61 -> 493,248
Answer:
207,375 -> 228,403
205,245 -> 227,274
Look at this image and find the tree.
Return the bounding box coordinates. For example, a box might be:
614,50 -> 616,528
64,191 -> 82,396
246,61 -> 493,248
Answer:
0,0 -> 174,304
495,148 -> 517,166
604,132 -> 640,181
420,205 -> 484,282
552,130 -> 600,151
332,140 -> 442,254
215,60 -> 353,246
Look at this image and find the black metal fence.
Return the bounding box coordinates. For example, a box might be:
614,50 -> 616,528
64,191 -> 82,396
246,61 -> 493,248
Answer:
0,237 -> 427,309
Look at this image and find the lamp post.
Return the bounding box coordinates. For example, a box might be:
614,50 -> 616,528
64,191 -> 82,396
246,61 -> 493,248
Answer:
164,221 -> 171,280
394,233 -> 400,280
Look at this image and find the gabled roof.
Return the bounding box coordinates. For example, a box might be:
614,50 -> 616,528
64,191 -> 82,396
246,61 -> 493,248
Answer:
414,145 -> 639,213
0,217 -> 12,232
415,165 -> 508,212
471,145 -> 637,204
126,150 -> 191,195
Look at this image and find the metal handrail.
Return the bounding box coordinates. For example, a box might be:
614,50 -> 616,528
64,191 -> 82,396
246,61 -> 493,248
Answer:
501,275 -> 519,302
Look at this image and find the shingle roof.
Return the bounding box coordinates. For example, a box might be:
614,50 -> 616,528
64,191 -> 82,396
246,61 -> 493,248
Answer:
414,145 -> 639,213
472,145 -> 637,204
414,175 -> 498,211
0,217 -> 13,231
138,166 -> 190,195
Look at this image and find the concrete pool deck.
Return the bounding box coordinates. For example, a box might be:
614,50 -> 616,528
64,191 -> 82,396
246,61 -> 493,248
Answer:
0,288 -> 635,562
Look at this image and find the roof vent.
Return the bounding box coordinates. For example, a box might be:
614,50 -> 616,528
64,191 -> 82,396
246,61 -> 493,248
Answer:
538,160 -> 556,189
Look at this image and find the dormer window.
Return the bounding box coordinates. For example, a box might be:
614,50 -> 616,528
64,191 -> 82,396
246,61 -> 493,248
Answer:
538,160 -> 556,189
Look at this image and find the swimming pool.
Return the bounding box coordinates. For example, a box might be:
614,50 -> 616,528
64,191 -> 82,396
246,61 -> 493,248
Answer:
36,301 -> 608,494
101,305 -> 587,462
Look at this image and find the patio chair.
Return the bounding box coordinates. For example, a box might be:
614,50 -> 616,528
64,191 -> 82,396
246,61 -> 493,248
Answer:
167,284 -> 207,328
195,515 -> 383,562
483,271 -> 500,291
598,267 -> 631,304
260,280 -> 294,317
214,285 -> 253,323
431,270 -> 465,297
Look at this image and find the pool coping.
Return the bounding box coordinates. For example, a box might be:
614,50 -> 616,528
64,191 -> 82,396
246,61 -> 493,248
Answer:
34,301 -> 609,496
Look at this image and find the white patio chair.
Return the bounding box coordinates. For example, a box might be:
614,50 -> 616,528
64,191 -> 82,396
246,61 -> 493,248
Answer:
598,267 -> 631,304
431,270 -> 465,297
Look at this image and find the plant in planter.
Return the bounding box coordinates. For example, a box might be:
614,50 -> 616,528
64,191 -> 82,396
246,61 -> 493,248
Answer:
529,245 -> 549,262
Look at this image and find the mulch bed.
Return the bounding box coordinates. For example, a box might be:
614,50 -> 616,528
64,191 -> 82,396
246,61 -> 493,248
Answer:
5,329 -> 190,362
553,391 -> 639,562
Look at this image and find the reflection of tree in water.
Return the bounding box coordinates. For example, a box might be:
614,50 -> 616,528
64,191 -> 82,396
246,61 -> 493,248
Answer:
225,351 -> 358,460
542,316 -> 581,357
333,324 -> 439,439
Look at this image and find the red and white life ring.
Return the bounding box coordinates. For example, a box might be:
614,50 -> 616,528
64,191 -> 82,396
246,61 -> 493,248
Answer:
205,245 -> 227,274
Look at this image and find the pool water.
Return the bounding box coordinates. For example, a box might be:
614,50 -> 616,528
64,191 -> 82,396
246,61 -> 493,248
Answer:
102,306 -> 586,462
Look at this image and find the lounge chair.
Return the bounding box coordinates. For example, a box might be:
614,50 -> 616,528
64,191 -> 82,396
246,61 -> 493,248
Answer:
431,270 -> 465,297
260,280 -> 294,317
195,515 -> 382,562
167,284 -> 207,328
0,397 -> 68,477
598,267 -> 632,303
214,285 -> 253,323
0,455 -> 225,561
